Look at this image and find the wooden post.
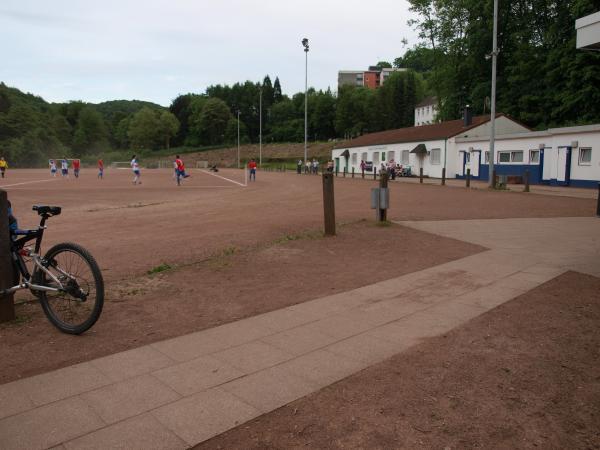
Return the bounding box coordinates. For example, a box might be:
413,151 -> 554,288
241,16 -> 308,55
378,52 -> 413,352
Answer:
352,167 -> 355,178
379,172 -> 389,222
441,167 -> 446,186
343,167 -> 346,178
492,169 -> 497,189
335,165 -> 338,177
524,170 -> 530,192
361,168 -> 365,179
373,167 -> 377,180
0,189 -> 15,323
322,173 -> 336,236
466,168 -> 471,188
419,167 -> 423,184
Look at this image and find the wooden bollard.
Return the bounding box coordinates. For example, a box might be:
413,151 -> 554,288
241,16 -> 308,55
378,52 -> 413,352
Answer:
466,168 -> 471,188
322,173 -> 336,236
362,168 -> 365,179
441,167 -> 446,186
352,167 -> 355,178
419,167 -> 423,183
596,183 -> 600,217
524,170 -> 530,192
343,168 -> 346,178
0,189 -> 15,323
374,167 -> 377,180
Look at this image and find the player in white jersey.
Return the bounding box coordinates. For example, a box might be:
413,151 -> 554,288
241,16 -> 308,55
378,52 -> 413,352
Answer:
131,155 -> 141,185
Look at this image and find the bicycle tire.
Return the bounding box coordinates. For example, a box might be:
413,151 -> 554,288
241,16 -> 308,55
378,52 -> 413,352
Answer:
35,242 -> 104,335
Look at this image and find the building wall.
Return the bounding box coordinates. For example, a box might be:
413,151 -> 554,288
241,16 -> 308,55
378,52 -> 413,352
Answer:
363,71 -> 379,89
338,71 -> 364,88
414,104 -> 437,126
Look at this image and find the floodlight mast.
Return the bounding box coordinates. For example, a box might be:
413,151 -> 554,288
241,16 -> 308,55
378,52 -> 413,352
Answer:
302,38 -> 309,166
237,110 -> 241,169
488,0 -> 499,187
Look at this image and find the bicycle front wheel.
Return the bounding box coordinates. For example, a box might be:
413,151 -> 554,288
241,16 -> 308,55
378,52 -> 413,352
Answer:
35,242 -> 104,334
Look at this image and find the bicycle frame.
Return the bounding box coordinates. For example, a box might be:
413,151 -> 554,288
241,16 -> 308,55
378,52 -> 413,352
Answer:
2,215 -> 64,296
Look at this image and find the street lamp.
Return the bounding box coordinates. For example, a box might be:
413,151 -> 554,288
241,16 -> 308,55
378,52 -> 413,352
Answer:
488,0 -> 499,187
259,86 -> 262,168
302,37 -> 309,166
237,110 -> 240,169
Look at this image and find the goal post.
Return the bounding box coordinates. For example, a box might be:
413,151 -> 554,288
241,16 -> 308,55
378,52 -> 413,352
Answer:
195,160 -> 209,169
110,161 -> 132,169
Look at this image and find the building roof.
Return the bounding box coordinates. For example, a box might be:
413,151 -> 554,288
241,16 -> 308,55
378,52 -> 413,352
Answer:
415,96 -> 438,108
335,115 -> 503,150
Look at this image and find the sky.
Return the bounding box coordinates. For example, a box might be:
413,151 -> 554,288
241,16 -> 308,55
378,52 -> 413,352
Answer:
0,0 -> 421,106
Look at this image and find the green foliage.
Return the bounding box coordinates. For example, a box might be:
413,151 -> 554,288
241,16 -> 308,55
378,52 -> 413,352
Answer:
190,97 -> 232,145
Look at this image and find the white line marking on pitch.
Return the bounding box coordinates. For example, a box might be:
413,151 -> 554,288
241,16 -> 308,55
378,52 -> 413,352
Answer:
198,170 -> 247,187
0,178 -> 60,188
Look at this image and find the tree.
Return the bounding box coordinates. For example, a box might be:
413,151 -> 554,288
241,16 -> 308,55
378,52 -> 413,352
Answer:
128,107 -> 161,149
375,61 -> 393,68
273,77 -> 283,103
158,111 -> 180,149
190,98 -> 232,145
72,107 -> 108,154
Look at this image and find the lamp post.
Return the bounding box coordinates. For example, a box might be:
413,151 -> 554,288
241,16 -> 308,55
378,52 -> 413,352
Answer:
259,86 -> 262,168
237,110 -> 240,169
488,0 -> 499,187
302,38 -> 309,166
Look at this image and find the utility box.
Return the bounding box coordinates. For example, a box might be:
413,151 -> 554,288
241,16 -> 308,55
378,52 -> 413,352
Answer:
371,188 -> 389,209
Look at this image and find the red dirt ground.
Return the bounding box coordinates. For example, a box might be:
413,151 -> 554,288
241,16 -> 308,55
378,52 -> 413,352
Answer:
0,221 -> 484,383
2,168 -> 595,282
195,271 -> 600,450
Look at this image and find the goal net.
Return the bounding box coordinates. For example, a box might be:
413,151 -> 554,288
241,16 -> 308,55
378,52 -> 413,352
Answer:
195,160 -> 209,169
110,161 -> 132,169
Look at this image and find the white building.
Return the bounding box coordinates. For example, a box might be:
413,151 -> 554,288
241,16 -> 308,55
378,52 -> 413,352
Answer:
332,114 -> 600,187
455,124 -> 600,188
414,97 -> 439,126
332,113 -> 529,179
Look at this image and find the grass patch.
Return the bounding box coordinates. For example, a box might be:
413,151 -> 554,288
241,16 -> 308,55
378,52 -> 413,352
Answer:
147,263 -> 172,275
273,229 -> 324,244
375,220 -> 393,227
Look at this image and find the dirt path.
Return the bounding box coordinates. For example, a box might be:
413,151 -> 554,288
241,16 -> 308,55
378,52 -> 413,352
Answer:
195,271 -> 600,450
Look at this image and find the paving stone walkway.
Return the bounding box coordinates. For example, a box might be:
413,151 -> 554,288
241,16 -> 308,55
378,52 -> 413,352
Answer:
1,217 -> 598,449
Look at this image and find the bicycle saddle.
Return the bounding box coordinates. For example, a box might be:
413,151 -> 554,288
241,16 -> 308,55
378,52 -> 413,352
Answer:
33,205 -> 62,216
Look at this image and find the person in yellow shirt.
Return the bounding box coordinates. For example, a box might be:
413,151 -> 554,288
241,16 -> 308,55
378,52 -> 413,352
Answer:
0,157 -> 7,178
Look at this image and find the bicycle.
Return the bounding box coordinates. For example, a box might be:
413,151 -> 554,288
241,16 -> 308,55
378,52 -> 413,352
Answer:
2,205 -> 104,334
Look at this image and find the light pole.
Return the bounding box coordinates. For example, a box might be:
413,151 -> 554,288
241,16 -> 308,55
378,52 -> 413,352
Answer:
237,110 -> 240,169
259,86 -> 262,168
488,0 -> 499,187
302,38 -> 309,166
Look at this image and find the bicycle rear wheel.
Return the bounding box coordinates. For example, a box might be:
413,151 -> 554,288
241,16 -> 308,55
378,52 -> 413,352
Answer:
35,242 -> 104,334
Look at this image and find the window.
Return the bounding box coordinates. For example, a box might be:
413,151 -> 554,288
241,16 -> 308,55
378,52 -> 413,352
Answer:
579,148 -> 592,165
465,152 -> 470,163
484,151 -> 490,163
430,148 -> 441,165
382,152 -> 386,161
498,152 -> 511,163
373,152 -> 380,164
351,153 -> 357,165
361,152 -> 367,162
388,151 -> 395,162
511,151 -> 524,162
401,150 -> 410,165
529,150 -> 540,164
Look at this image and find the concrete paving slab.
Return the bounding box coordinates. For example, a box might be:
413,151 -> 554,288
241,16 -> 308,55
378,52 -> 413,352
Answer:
200,320 -> 275,349
220,365 -> 318,413
152,388 -> 260,446
325,334 -> 408,365
81,374 -> 180,425
152,355 -> 244,396
279,349 -> 366,388
0,396 -> 104,450
304,314 -> 375,340
63,413 -> 187,450
212,341 -> 294,374
260,323 -> 339,356
90,345 -> 176,383
0,380 -> 35,420
150,331 -> 225,362
19,362 -> 110,407
245,306 -> 321,332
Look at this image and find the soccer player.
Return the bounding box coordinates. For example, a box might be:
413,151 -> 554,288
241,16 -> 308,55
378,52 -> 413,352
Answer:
98,159 -> 104,179
0,157 -> 7,178
61,158 -> 69,178
174,155 -> 190,186
131,155 -> 141,184
49,160 -> 57,177
72,159 -> 81,178
248,158 -> 257,181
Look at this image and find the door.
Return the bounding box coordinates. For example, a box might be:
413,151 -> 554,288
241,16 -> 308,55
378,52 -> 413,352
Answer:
471,151 -> 481,177
542,147 -> 555,181
459,151 -> 467,176
334,158 -> 340,172
557,147 -> 571,184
